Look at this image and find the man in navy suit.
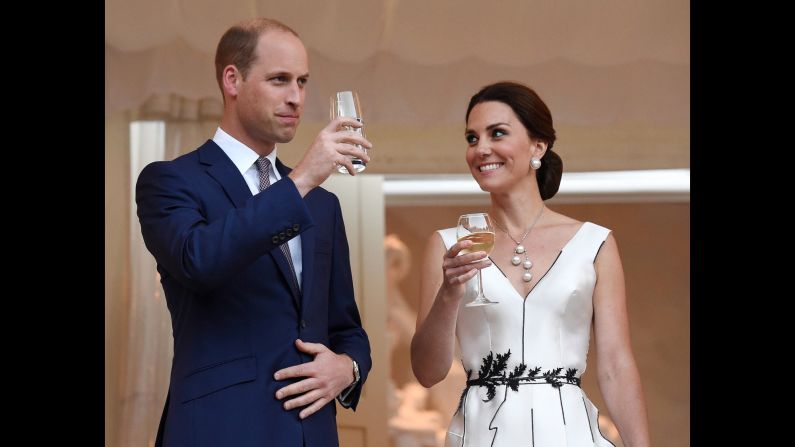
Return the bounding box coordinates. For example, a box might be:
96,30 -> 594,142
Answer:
135,17 -> 373,447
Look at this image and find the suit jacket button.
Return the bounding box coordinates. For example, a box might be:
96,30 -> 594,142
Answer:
286,229 -> 293,237
293,224 -> 300,232
279,232 -> 286,241
272,236 -> 280,244
300,320 -> 307,328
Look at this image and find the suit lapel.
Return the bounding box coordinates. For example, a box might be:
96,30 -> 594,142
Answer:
274,159 -> 303,307
199,141 -> 252,209
270,250 -> 301,306
275,152 -> 319,311
299,225 -> 315,309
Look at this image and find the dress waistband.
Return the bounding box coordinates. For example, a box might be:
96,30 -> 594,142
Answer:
465,366 -> 582,390
456,350 -> 582,414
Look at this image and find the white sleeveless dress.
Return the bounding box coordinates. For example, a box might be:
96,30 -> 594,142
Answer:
438,222 -> 616,447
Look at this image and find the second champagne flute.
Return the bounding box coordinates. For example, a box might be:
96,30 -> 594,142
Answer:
456,213 -> 498,307
330,91 -> 366,174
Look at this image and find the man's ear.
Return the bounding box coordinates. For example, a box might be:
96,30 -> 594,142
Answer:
222,65 -> 241,99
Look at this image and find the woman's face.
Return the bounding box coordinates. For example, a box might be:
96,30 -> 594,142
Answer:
465,101 -> 542,193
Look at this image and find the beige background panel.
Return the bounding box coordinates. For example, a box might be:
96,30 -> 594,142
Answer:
338,426 -> 366,447
105,112 -> 130,447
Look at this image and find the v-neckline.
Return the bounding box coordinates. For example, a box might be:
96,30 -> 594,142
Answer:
488,222 -> 590,301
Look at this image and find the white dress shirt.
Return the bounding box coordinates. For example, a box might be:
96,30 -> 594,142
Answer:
213,127 -> 303,289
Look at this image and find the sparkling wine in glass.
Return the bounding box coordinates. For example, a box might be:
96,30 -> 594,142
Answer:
456,213 -> 498,307
330,91 -> 366,174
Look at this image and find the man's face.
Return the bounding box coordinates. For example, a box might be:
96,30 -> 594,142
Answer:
235,30 -> 309,147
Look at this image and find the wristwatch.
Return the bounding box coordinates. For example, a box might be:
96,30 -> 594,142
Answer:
351,358 -> 360,384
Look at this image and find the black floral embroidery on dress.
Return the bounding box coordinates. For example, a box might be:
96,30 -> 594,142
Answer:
565,367 -> 580,385
543,367 -> 564,388
455,350 -> 582,414
507,363 -> 527,392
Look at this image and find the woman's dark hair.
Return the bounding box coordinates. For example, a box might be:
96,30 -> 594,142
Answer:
466,81 -> 563,200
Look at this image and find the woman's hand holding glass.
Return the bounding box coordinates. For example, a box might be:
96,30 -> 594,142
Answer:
440,228 -> 494,306
442,242 -> 491,285
455,213 -> 498,306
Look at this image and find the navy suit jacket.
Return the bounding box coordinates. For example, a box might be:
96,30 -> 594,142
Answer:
135,140 -> 371,447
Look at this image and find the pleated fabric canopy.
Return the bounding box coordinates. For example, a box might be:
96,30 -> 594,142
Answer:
105,0 -> 689,173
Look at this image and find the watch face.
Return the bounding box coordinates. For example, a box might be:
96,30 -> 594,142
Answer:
352,360 -> 360,381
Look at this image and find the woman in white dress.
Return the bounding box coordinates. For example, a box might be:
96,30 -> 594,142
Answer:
410,82 -> 650,446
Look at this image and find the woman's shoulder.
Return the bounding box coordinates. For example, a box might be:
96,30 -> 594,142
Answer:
545,209 -> 611,232
542,210 -> 612,245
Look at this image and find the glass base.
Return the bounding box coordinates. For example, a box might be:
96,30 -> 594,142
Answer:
464,298 -> 498,307
336,158 -> 366,174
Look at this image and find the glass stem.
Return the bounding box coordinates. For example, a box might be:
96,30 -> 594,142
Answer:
476,270 -> 484,297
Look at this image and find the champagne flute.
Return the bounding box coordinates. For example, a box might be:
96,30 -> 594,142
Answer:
330,91 -> 367,173
456,213 -> 498,307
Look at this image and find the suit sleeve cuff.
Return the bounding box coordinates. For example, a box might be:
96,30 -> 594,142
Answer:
337,380 -> 358,408
336,354 -> 360,408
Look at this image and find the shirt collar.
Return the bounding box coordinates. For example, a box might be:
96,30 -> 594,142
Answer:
212,127 -> 279,178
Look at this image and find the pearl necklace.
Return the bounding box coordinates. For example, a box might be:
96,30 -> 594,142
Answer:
492,206 -> 545,282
